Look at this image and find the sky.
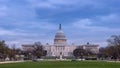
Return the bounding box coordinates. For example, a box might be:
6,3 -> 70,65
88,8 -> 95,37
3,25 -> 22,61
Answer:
0,0 -> 120,48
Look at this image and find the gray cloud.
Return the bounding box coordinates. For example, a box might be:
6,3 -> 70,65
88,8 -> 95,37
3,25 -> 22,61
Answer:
0,0 -> 120,47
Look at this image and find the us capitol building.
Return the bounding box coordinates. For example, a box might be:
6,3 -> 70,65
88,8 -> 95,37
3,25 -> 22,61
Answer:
22,24 -> 99,57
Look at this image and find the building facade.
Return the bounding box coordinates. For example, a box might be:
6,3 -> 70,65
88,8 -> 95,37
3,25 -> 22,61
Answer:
22,24 -> 99,57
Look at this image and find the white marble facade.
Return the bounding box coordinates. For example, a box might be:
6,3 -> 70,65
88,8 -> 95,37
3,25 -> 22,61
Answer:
44,45 -> 77,57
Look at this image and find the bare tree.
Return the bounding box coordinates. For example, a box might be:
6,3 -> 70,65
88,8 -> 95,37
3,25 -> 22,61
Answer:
0,40 -> 11,61
33,42 -> 47,59
107,35 -> 120,60
73,48 -> 87,59
107,35 -> 120,46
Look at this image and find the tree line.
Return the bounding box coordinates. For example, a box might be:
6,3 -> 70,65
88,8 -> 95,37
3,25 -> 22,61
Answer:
0,41 -> 47,61
73,35 -> 120,60
98,35 -> 120,60
0,35 -> 120,61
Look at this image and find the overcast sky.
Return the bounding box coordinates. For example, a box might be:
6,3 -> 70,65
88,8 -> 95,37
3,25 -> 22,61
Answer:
0,0 -> 120,48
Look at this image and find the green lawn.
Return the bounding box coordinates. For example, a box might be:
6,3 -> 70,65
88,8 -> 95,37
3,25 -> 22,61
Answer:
0,61 -> 120,68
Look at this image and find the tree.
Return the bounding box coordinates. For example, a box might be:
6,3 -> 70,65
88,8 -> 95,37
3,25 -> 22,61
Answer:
98,47 -> 111,60
0,40 -> 5,54
42,50 -> 47,56
33,45 -> 43,58
73,48 -> 87,59
0,40 -> 13,61
107,35 -> 120,46
33,42 -> 47,59
9,45 -> 16,60
107,35 -> 120,60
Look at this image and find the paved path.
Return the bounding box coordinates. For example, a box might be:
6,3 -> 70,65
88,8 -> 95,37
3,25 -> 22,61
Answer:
0,61 -> 24,64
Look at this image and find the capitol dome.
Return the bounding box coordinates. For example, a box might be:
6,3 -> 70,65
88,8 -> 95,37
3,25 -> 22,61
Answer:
54,24 -> 67,45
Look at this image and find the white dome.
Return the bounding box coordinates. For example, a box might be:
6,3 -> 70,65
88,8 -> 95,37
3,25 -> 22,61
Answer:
54,24 -> 67,45
55,30 -> 66,40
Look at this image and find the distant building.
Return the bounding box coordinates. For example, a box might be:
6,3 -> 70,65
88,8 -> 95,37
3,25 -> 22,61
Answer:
22,44 -> 35,52
22,24 -> 99,57
82,43 -> 99,54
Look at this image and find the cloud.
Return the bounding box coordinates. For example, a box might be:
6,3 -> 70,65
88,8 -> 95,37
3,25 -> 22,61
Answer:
73,18 -> 92,28
72,14 -> 120,32
0,28 -> 25,36
27,0 -> 55,9
24,22 -> 57,30
68,13 -> 120,47
0,22 -> 57,48
27,0 -> 100,9
0,6 -> 8,17
99,14 -> 120,24
0,0 -> 120,47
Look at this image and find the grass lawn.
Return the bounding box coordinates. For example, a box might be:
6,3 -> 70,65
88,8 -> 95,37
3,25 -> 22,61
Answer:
0,61 -> 120,68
